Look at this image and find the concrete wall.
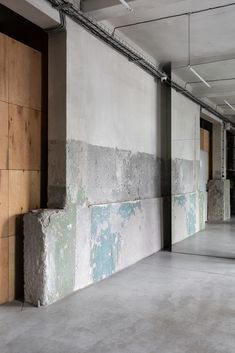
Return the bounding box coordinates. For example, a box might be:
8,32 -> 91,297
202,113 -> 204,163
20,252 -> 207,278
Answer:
24,18 -> 163,306
171,90 -> 205,244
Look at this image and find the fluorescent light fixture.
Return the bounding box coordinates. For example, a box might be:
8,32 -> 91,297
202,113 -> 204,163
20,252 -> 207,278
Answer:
188,66 -> 211,88
224,100 -> 235,111
119,0 -> 134,12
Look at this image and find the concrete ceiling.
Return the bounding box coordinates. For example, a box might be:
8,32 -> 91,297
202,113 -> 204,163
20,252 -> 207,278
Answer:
83,0 -> 235,120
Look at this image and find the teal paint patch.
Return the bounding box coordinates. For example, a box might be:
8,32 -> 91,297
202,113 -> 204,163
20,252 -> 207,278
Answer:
91,201 -> 141,283
198,191 -> 205,230
173,193 -> 196,236
118,202 -> 141,221
91,205 -> 120,282
186,194 -> 196,235
174,194 -> 186,208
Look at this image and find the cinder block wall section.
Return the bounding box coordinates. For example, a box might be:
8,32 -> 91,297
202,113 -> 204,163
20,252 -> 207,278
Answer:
24,18 -> 163,306
171,90 -> 205,244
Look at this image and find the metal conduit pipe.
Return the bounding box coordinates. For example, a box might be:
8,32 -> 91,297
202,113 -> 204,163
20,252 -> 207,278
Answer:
45,0 -> 234,127
112,2 -> 235,35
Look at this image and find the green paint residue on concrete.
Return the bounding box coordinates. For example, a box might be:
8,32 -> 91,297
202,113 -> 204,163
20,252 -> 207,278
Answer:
77,186 -> 86,206
198,191 -> 205,230
90,201 -> 141,283
118,201 -> 141,220
91,205 -> 120,282
174,194 -> 187,208
186,193 -> 196,236
45,198 -> 77,305
173,193 -> 196,236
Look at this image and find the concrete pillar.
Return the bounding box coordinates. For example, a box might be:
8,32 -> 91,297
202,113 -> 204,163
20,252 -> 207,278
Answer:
208,180 -> 230,221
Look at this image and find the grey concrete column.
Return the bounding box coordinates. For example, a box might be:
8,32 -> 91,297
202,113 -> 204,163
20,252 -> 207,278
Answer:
208,179 -> 230,221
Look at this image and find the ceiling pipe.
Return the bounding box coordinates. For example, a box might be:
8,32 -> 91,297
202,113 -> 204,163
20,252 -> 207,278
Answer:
186,77 -> 235,86
45,0 -> 234,127
174,57 -> 235,70
112,2 -> 235,35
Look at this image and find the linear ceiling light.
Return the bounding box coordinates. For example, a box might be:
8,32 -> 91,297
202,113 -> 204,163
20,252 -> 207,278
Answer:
224,100 -> 235,111
187,13 -> 211,89
119,0 -> 134,12
188,66 -> 211,88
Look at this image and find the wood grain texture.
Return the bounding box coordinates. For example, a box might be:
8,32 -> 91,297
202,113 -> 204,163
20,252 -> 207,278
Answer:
0,101 -> 8,169
8,38 -> 41,110
200,128 -> 209,153
0,33 -> 8,102
0,170 -> 9,237
9,104 -> 41,170
9,170 -> 40,236
0,34 -> 42,302
0,237 -> 9,304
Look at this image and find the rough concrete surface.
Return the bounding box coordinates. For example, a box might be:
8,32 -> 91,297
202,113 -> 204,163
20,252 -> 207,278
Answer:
208,179 -> 230,221
24,140 -> 163,306
172,159 -> 199,195
68,140 -> 162,205
2,250 -> 235,353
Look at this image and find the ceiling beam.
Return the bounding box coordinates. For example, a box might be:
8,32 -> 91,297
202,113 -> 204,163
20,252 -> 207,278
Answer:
82,0 -> 134,13
195,90 -> 235,99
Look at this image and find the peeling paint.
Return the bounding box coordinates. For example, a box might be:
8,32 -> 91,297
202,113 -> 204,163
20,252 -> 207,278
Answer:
173,193 -> 196,239
90,201 -> 142,283
186,194 -> 196,235
91,205 -> 120,282
118,201 -> 141,220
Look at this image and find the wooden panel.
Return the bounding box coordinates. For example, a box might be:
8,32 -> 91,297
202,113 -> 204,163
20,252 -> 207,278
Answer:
0,33 -> 8,102
200,128 -> 210,153
0,237 -> 9,304
0,170 -> 9,237
0,101 -> 8,169
204,130 -> 209,153
9,170 -> 40,236
200,128 -> 204,150
8,236 -> 15,301
9,104 -> 41,170
8,38 -> 41,110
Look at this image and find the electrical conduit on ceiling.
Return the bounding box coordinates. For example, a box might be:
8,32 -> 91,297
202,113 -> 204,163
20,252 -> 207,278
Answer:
45,0 -> 234,127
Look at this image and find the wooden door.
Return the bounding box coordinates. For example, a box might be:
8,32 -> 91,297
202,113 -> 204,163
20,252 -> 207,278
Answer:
0,33 -> 41,304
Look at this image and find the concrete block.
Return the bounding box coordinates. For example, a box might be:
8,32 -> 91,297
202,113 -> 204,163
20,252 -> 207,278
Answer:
208,180 -> 230,221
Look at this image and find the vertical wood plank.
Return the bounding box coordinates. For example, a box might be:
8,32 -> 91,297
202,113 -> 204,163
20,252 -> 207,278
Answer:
0,101 -> 8,169
9,104 -> 41,170
204,130 -> 209,153
0,170 -> 9,237
0,237 -> 9,304
9,170 -> 40,236
8,37 -> 41,110
200,128 -> 204,150
0,33 -> 8,102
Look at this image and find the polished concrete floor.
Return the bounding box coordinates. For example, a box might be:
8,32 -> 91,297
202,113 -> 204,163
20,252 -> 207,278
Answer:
173,218 -> 235,259
1,251 -> 235,353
